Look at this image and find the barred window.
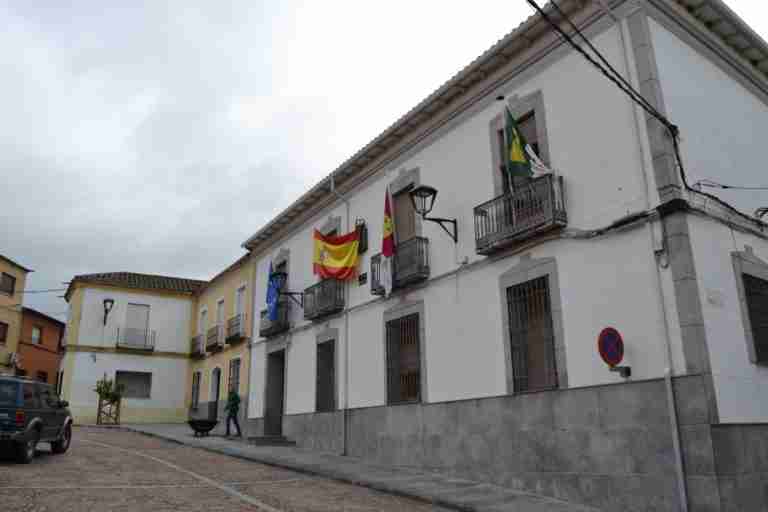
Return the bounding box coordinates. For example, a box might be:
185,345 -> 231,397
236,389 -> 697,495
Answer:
228,358 -> 241,394
115,371 -> 152,399
386,313 -> 421,404
743,274 -> 768,364
507,275 -> 559,392
191,372 -> 201,409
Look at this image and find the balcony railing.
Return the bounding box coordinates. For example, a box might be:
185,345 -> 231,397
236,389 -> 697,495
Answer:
474,174 -> 567,255
259,300 -> 291,338
206,325 -> 224,352
116,327 -> 156,351
304,279 -> 345,320
190,335 -> 205,358
371,236 -> 430,296
226,314 -> 247,344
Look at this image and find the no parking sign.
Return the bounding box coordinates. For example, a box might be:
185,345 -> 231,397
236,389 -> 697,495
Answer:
597,327 -> 624,368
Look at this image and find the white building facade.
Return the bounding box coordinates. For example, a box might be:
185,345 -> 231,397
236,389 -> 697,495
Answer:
61,275 -> 203,424
242,1 -> 768,511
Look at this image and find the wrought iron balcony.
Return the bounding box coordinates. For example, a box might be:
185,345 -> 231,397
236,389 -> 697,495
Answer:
116,327 -> 156,351
206,325 -> 224,352
303,279 -> 344,320
190,335 -> 205,358
371,236 -> 430,296
474,174 -> 567,255
226,314 -> 247,344
259,300 -> 291,338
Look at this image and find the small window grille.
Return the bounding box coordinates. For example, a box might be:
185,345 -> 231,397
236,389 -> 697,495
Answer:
386,313 -> 421,404
744,274 -> 768,364
507,275 -> 558,392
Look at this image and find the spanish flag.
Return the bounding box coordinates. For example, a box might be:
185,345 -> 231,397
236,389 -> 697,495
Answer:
313,229 -> 360,280
505,107 -> 533,178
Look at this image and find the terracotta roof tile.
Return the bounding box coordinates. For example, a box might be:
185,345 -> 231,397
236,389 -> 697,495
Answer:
66,272 -> 207,300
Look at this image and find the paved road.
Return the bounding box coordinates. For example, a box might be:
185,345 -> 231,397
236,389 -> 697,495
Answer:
0,427 -> 452,511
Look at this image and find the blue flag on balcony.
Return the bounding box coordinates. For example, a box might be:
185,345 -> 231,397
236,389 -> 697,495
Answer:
266,262 -> 280,322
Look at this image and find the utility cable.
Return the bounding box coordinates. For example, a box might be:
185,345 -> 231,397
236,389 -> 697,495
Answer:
18,288 -> 67,294
694,179 -> 768,191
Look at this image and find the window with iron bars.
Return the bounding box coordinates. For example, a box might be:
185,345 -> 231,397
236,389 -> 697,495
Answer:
386,313 -> 421,404
744,273 -> 768,364
506,275 -> 558,392
191,372 -> 201,409
229,358 -> 241,394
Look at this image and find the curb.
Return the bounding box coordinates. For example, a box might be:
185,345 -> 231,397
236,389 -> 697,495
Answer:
123,426 -> 599,512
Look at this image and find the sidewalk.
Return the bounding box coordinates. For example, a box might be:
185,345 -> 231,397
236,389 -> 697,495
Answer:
124,423 -> 598,512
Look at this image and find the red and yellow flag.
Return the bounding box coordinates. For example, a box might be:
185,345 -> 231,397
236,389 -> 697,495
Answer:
382,192 -> 394,257
313,229 -> 359,280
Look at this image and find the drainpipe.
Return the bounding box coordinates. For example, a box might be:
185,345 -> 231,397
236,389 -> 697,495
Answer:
329,173 -> 351,456
606,5 -> 690,510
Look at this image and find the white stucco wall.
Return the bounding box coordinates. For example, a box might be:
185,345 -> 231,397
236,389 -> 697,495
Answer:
77,287 -> 193,353
246,23 -> 681,416
650,19 -> 768,216
67,351 -> 189,424
687,214 -> 768,423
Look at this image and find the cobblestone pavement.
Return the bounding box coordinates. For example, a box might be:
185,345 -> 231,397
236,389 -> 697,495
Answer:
0,427 -> 452,512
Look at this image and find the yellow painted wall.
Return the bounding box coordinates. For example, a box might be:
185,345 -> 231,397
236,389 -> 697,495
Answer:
0,258 -> 29,375
186,255 -> 254,407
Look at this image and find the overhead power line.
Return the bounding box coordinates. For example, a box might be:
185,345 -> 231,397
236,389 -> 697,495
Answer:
19,288 -> 67,294
694,179 -> 768,191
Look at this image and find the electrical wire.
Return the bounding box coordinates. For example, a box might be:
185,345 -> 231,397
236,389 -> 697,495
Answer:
18,288 -> 67,294
694,179 -> 768,191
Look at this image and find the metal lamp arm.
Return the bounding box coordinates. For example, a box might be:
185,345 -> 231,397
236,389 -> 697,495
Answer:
423,216 -> 458,243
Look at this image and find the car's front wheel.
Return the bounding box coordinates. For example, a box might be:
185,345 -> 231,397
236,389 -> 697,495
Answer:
51,425 -> 72,454
16,433 -> 38,464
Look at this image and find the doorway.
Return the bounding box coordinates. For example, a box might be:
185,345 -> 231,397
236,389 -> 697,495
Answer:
265,350 -> 285,436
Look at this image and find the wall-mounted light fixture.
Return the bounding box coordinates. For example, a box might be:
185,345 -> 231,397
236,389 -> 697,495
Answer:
409,185 -> 458,243
102,298 -> 115,325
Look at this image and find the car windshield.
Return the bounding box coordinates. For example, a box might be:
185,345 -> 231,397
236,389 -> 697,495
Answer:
0,381 -> 17,406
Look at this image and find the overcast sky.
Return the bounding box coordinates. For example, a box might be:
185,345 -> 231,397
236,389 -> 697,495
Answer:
2,0 -> 766,320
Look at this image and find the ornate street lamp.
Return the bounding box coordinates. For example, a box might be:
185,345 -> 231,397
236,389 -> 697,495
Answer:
409,185 -> 458,243
103,298 -> 115,325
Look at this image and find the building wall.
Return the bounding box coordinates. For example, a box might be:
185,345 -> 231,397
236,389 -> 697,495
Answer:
248,22 -> 683,421
18,310 -> 64,385
192,257 -> 255,341
0,258 -> 28,375
686,214 -> 768,423
267,375 -> 751,512
62,284 -> 195,423
74,286 -> 193,353
187,257 -> 254,431
66,350 -> 189,424
650,17 -> 768,216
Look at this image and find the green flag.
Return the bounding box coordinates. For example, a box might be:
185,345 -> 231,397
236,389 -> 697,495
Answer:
505,108 -> 533,178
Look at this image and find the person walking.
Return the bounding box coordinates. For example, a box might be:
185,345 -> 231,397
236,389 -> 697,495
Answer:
224,389 -> 242,437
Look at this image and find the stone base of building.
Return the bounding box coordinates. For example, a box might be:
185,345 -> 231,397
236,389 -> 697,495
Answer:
245,375 -> 768,512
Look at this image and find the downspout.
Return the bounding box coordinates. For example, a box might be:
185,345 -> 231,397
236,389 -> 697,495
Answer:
329,173 -> 351,456
606,4 -> 689,510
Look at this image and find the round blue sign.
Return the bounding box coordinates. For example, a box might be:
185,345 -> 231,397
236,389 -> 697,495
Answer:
598,327 -> 624,367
